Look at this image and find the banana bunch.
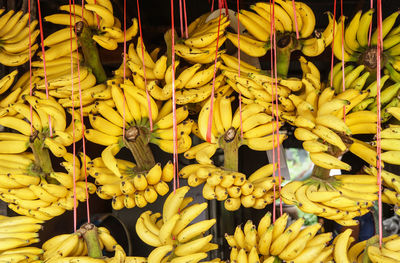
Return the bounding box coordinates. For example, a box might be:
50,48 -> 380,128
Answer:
0,9 -> 39,66
226,212 -> 334,262
281,174 -> 378,226
364,166 -> 400,214
84,81 -> 193,154
86,151 -> 174,209
333,10 -> 400,80
180,163 -> 278,211
42,225 -> 126,262
175,13 -> 229,64
227,1 -> 335,58
0,152 -> 96,220
43,0 -> 138,51
194,95 -> 287,151
344,234 -> 400,263
0,93 -> 84,156
222,58 -> 304,115
0,215 -> 43,261
136,186 -> 219,262
330,61 -> 400,123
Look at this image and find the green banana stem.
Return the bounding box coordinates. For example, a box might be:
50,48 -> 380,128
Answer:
79,223 -> 103,258
362,235 -> 379,263
124,127 -> 155,172
219,128 -> 241,172
275,34 -> 299,78
30,137 -> 53,175
76,21 -> 107,83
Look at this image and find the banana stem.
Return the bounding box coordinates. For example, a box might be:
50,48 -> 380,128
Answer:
311,166 -> 331,180
220,128 -> 241,172
275,34 -> 299,78
79,223 -> 103,258
124,127 -> 155,171
76,21 -> 107,83
164,29 -> 179,67
30,137 -> 53,175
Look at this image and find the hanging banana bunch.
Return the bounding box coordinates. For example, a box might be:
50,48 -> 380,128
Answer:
0,215 -> 43,261
0,9 -> 39,66
226,212 -> 334,263
136,186 -> 223,262
281,173 -> 377,226
87,152 -> 174,209
180,163 -> 278,211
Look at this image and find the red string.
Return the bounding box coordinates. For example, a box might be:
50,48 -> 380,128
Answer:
269,0 -> 277,223
291,0 -> 299,39
340,0 -> 346,120
368,0 -> 373,46
122,0 -> 127,138
73,1 -> 91,224
136,0 -> 154,131
330,0 -> 337,87
28,0 -> 34,135
179,0 -> 184,38
68,0 -> 78,232
236,0 -> 243,139
211,0 -> 215,12
376,0 -> 383,247
36,0 -> 52,137
183,0 -> 188,38
170,0 -> 180,191
223,0 -> 229,17
206,0 -> 223,143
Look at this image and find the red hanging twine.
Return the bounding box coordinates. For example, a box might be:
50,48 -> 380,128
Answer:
376,0 -> 383,247
183,0 -> 188,38
136,0 -> 154,132
368,0 -> 373,46
73,0 -> 91,224
340,0 -> 346,120
170,0 -> 180,191
236,0 -> 244,138
28,0 -> 34,134
291,0 -> 299,39
205,0 -> 223,143
36,0 -> 52,137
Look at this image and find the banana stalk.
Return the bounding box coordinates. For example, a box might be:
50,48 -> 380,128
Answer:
124,127 -> 155,171
219,128 -> 241,172
78,223 -> 103,258
30,137 -> 53,175
76,21 -> 107,83
276,34 -> 300,78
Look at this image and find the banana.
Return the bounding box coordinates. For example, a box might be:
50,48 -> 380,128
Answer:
333,228 -> 352,263
344,10 -> 362,52
356,9 -> 375,48
226,32 -> 269,57
148,245 -> 173,263
310,152 -> 351,171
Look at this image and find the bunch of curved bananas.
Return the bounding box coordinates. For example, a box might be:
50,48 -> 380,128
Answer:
227,1 -> 335,58
180,163 -> 278,211
86,151 -> 174,209
367,125 -> 400,165
0,152 -> 96,220
136,186 -> 221,262
193,95 -> 287,154
333,10 -> 400,81
364,166 -> 400,215
0,215 -> 43,261
330,61 -> 400,123
344,234 -> 400,263
0,9 -> 39,66
226,212 -> 334,263
43,0 -> 138,51
42,225 -> 130,262
281,174 -> 378,226
174,13 -> 229,63
0,93 -> 83,156
84,82 -> 192,154
222,56 -> 304,114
